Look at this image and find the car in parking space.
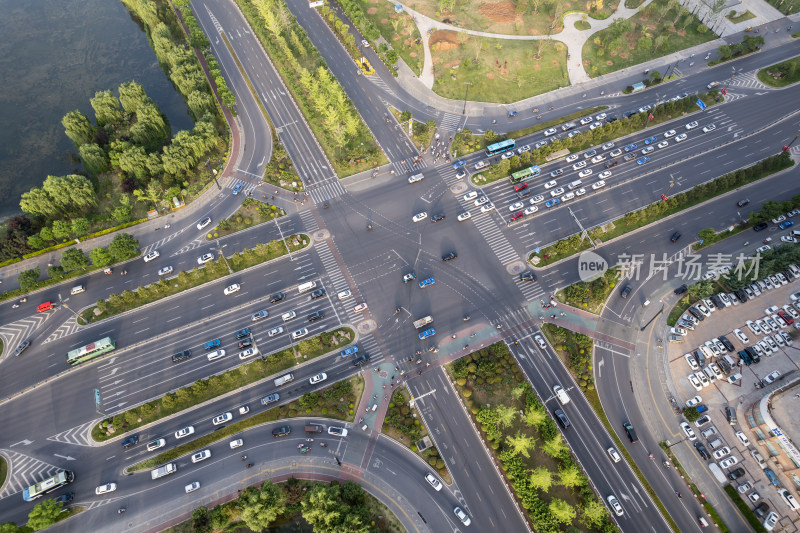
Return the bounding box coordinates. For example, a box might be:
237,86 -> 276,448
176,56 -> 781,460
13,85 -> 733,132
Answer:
578,168 -> 593,178
783,305 -> 799,319
457,211 -> 471,221
609,148 -> 623,157
779,220 -> 795,230
95,483 -> 117,495
623,153 -> 637,162
309,372 -> 327,385
328,426 -> 348,437
197,253 -> 214,265
158,266 -> 174,276
728,467 -> 746,480
412,212 -> 427,222
191,449 -> 212,463
695,414 -> 710,427
590,154 -> 607,163
623,143 -> 638,152
764,370 -> 781,384
694,441 -> 711,460
572,160 -> 587,170
680,421 -> 697,440
713,447 -> 731,459
143,250 -> 160,262
425,473 -> 442,491
565,153 -> 579,163
232,182 -> 244,195
688,374 -> 703,391
213,412 -> 232,425
534,334 -> 547,349
546,198 -> 560,208
272,425 -> 291,437
719,456 -> 739,469
175,426 -> 195,439
778,488 -> 799,510
675,133 -> 688,142
480,202 -> 495,213
685,395 -> 702,407
763,511 -> 779,531
544,127 -> 557,136
685,354 -> 699,371
637,156 -> 651,165
735,431 -> 751,446
702,124 -> 716,133
685,121 -> 699,130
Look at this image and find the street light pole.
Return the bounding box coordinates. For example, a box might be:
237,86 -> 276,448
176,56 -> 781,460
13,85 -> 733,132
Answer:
462,82 -> 472,115
782,131 -> 800,152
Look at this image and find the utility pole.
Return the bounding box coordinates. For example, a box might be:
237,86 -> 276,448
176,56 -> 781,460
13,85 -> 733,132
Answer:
462,82 -> 472,115
568,207 -> 596,248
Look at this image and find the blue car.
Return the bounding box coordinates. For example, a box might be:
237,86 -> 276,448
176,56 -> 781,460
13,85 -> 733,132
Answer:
232,182 -> 244,195
340,346 -> 359,358
419,277 -> 435,288
418,328 -> 436,340
697,404 -> 708,413
779,220 -> 794,230
644,136 -> 658,145
545,198 -> 560,208
637,156 -> 651,165
624,143 -> 638,152
453,160 -> 466,170
204,339 -> 221,350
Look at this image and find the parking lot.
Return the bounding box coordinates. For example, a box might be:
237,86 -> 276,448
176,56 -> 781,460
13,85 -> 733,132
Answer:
668,274 -> 800,530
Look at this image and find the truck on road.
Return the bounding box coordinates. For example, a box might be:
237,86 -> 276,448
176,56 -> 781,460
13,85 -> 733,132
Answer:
274,373 -> 294,387
413,316 -> 433,329
151,463 -> 177,480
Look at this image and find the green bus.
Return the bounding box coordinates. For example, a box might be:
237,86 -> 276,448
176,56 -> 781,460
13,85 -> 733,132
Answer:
509,165 -> 541,184
23,471 -> 74,501
67,337 -> 116,366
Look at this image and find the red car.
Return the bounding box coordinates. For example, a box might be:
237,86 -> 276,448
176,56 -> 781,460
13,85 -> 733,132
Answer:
36,301 -> 54,313
510,212 -> 523,221
777,310 -> 794,326
513,182 -> 528,192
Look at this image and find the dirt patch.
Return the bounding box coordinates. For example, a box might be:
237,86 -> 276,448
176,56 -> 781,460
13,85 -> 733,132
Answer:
410,51 -> 418,57
486,72 -> 495,79
367,7 -> 378,14
478,1 -> 517,23
606,60 -> 614,66
551,60 -> 558,66
533,63 -> 541,70
392,33 -> 401,41
429,30 -> 461,51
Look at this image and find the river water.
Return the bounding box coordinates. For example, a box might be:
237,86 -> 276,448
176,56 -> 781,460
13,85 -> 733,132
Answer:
0,0 -> 193,220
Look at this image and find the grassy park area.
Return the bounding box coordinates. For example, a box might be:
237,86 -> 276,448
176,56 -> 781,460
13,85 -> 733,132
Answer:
207,198 -> 285,240
758,56 -> 800,87
360,0 -> 424,75
431,32 -> 568,102
583,0 -> 715,77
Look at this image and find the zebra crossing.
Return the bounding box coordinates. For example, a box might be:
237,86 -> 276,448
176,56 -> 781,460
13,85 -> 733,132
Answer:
46,420 -> 96,447
720,91 -> 748,104
727,70 -> 770,90
439,112 -> 464,132
0,314 -> 53,357
470,212 -> 519,266
364,74 -> 397,99
225,177 -> 259,196
43,314 -> 80,344
308,178 -> 346,205
514,276 -> 545,301
142,226 -> 194,256
297,210 -> 318,234
0,450 -> 64,500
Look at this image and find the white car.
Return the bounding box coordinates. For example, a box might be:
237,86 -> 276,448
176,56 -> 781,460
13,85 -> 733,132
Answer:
424,473 -> 442,491
590,154 -> 607,164
196,216 -> 212,230
534,334 -> 547,349
292,328 -> 308,340
607,495 -> 624,516
175,426 -> 195,439
239,347 -> 258,360
328,426 -> 348,437
412,212 -> 427,222
523,206 -> 538,216
572,160 -> 587,170
685,354 -> 699,371
224,284 -> 240,295
544,180 -> 558,189
664,129 -> 676,138
680,421 -> 697,440
598,170 -> 612,179
268,326 -> 284,337
212,412 -> 232,425
309,372 -> 327,385
764,370 -> 781,384
457,211 -> 471,221
778,488 -> 799,510
756,245 -> 771,253
685,395 -> 702,407
589,121 -> 603,130
185,481 -> 201,493
591,180 -> 606,190
560,192 -> 575,202
544,128 -> 557,136
696,303 -> 711,317
230,439 -> 244,449
696,371 -> 710,387
694,415 -> 710,427
764,511 -> 779,531
143,250 -> 160,262
474,196 -> 489,206
737,482 -> 753,494
580,116 -> 593,125
463,191 -> 478,202
702,124 -> 716,133
575,188 -> 586,197
713,447 -> 730,459
480,203 -> 495,213
500,150 -> 515,160
719,456 -> 738,468
95,483 -> 117,495
191,449 -> 212,463
158,266 -> 174,276
508,202 -> 524,212
565,154 -> 579,163
609,148 -> 623,157
783,305 -> 799,319
578,169 -> 593,178
531,195 -> 545,204
641,146 -> 654,155
688,374 -> 703,391
550,187 -> 565,197
596,113 -> 607,121
745,320 -> 762,335
685,121 -> 699,130
735,431 -> 751,446
607,447 -> 621,462
601,142 -> 615,150
197,253 -> 214,264
454,507 -> 472,526
675,133 -> 688,142
657,141 -> 669,149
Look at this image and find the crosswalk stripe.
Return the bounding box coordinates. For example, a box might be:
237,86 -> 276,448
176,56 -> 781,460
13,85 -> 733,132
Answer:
0,451 -> 64,500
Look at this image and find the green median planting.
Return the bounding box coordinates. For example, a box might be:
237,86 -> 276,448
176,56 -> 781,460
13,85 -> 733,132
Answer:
79,235 -> 308,324
92,326 -> 354,443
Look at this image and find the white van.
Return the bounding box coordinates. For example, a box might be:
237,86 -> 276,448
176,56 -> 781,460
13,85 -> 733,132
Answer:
297,281 -> 317,293
708,462 -> 726,483
567,180 -> 582,190
70,285 -> 85,295
553,385 -> 570,405
207,349 -> 226,361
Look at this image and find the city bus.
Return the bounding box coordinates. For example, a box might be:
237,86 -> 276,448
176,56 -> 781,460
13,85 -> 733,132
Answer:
66,337 -> 116,366
23,470 -> 74,501
509,165 -> 541,184
485,138 -> 516,156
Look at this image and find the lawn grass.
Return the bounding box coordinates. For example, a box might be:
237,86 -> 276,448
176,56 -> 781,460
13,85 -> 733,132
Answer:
723,485 -> 768,532
582,0 -> 715,77
540,324 -> 595,392
359,0 -> 423,75
726,9 -> 755,23
431,32 -> 568,103
80,235 -> 308,324
207,198 -> 285,241
763,0 -> 800,15
129,375 -> 362,471
93,326 -> 355,443
0,457 -> 6,488
404,0 -> 617,35
556,267 -> 619,313
757,56 -> 800,87
389,107 -> 437,149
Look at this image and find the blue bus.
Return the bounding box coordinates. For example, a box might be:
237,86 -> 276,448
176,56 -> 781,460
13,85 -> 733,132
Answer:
485,138 -> 516,156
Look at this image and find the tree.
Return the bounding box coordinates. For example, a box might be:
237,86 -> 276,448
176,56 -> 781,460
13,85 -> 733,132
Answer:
549,498 -> 576,525
90,90 -> 123,127
683,406 -> 700,422
108,233 -> 139,262
506,431 -> 536,458
78,143 -> 109,175
118,81 -> 149,114
239,481 -> 286,532
559,463 -> 585,489
18,267 -> 40,291
542,434 -> 568,458
26,499 -> 61,531
0,522 -> 21,533
581,497 -> 609,527
523,405 -> 547,427
529,466 -> 554,491
61,248 -> 90,272
496,404 -> 517,428
89,247 -> 113,267
72,218 -> 89,237
301,484 -> 343,529
62,110 -> 94,146
191,506 -> 211,533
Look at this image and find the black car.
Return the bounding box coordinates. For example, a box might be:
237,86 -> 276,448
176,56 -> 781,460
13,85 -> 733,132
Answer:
442,251 -> 457,262
352,353 -> 371,366
516,190 -> 531,199
307,311 -> 324,322
694,441 -> 710,460
604,160 -> 618,169
718,335 -> 735,352
728,467 -> 746,480
623,421 -> 638,442
605,115 -> 618,123
519,271 -> 536,282
238,338 -> 253,349
272,426 -> 291,437
310,288 -> 326,299
736,199 -> 750,207
171,349 -> 192,363
13,340 -> 31,357
269,292 -> 285,303
623,153 -> 636,161
121,435 -> 139,448
735,289 -> 748,302
674,284 -> 688,295
754,502 -> 769,518
235,328 -> 251,339
55,492 -> 74,505
431,212 -> 446,222
670,231 -> 681,242
753,222 -> 768,232
623,110 -> 638,118
687,307 -> 705,321
620,284 -> 632,298
554,409 -> 570,428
